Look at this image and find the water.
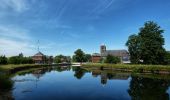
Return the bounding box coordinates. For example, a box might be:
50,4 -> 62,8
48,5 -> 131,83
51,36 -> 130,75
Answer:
7,66 -> 170,100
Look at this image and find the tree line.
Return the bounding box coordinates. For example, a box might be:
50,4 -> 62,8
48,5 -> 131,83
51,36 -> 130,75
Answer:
0,53 -> 33,65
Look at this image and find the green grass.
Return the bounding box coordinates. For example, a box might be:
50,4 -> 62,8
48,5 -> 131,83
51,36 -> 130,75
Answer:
0,64 -> 49,74
82,63 -> 170,73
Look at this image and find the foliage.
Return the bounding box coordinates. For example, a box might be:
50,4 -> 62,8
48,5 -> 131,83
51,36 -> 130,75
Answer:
84,54 -> 92,62
165,51 -> 170,65
54,55 -> 71,63
126,34 -> 141,64
0,55 -> 8,65
73,49 -> 85,62
8,53 -> 33,64
126,21 -> 166,64
104,55 -> 121,64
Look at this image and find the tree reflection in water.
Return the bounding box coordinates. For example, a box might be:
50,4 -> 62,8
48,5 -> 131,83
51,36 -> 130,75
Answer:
128,76 -> 170,100
72,67 -> 89,79
0,74 -> 13,100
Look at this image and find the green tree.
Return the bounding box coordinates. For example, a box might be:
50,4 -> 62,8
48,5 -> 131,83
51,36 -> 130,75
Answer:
73,49 -> 85,62
0,55 -> 8,65
126,21 -> 166,64
84,54 -> 92,62
126,34 -> 141,64
55,55 -> 64,63
139,21 -> 166,64
55,55 -> 71,63
104,55 -> 120,64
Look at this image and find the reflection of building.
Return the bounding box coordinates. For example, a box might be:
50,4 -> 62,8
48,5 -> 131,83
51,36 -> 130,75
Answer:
92,70 -> 130,85
92,44 -> 130,63
32,52 -> 46,64
101,72 -> 107,85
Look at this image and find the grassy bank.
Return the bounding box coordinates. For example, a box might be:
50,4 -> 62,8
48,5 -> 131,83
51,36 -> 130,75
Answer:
82,63 -> 170,74
0,64 -> 49,74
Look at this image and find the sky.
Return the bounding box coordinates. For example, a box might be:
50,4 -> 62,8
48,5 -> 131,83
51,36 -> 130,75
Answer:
0,0 -> 170,57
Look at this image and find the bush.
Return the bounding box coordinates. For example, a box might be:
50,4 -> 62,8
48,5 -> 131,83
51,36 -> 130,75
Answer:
104,55 -> 121,64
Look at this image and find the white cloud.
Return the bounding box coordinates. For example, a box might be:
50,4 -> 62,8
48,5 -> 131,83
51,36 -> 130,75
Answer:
0,0 -> 30,12
0,25 -> 30,41
0,25 -> 35,56
0,38 -> 34,56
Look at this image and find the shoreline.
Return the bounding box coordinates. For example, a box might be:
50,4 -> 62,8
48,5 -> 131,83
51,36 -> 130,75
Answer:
0,63 -> 72,74
82,63 -> 170,75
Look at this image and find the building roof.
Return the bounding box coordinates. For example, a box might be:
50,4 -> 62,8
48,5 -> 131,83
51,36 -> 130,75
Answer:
92,53 -> 101,56
101,50 -> 129,57
33,52 -> 44,56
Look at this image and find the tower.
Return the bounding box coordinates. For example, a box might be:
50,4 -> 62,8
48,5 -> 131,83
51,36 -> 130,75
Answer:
100,44 -> 106,54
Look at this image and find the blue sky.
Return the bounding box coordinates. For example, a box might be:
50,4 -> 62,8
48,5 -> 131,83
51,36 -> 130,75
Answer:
0,0 -> 170,56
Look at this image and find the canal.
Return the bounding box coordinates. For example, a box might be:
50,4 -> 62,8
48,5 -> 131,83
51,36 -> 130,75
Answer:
1,66 -> 170,100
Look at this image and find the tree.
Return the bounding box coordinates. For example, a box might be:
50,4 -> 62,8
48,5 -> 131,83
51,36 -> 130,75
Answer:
73,49 -> 85,62
84,54 -> 92,62
126,34 -> 141,64
0,55 -> 8,65
139,21 -> 166,64
104,55 -> 120,64
55,55 -> 64,63
126,21 -> 166,64
54,55 -> 71,63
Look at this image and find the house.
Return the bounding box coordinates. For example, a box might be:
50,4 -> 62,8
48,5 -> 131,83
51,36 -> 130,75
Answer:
32,52 -> 46,64
92,44 -> 130,63
92,53 -> 101,63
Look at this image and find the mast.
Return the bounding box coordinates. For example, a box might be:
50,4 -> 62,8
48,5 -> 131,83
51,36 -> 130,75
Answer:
37,40 -> 40,52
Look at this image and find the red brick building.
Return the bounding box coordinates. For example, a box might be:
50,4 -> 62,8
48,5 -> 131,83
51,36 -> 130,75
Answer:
92,53 -> 101,63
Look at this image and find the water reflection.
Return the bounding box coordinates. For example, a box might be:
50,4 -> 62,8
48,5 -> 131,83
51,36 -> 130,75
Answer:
0,74 -> 13,100
128,76 -> 170,100
91,70 -> 130,85
2,66 -> 170,100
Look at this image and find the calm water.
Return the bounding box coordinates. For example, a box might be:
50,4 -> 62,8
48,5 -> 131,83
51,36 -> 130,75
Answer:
9,66 -> 170,100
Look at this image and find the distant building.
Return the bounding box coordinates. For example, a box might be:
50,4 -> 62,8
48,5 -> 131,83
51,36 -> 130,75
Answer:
32,52 -> 46,64
92,53 -> 101,63
92,44 -> 130,63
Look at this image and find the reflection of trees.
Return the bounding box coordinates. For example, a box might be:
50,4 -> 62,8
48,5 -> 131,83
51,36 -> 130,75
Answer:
128,76 -> 170,100
55,66 -> 71,72
0,74 -> 13,99
72,67 -> 88,79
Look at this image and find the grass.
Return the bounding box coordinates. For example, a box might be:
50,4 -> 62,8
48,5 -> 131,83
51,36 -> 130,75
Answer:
0,64 -> 50,74
82,63 -> 170,74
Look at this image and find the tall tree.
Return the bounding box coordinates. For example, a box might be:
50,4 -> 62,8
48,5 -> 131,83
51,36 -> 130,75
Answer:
126,21 -> 166,64
139,21 -> 165,64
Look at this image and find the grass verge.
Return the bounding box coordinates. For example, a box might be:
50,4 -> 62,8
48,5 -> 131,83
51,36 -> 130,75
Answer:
82,63 -> 170,74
